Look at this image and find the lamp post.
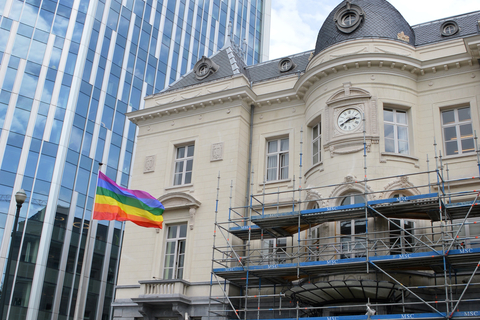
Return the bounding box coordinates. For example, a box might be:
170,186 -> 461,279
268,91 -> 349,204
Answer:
0,189 -> 27,319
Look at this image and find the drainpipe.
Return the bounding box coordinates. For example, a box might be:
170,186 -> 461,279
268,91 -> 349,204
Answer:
245,104 -> 255,210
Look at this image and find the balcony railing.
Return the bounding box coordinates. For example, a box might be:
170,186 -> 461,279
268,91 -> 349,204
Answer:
138,279 -> 189,296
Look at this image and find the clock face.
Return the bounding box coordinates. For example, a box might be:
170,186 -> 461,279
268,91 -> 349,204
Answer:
337,108 -> 362,131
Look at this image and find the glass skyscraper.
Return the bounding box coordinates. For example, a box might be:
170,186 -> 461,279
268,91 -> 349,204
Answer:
0,0 -> 270,318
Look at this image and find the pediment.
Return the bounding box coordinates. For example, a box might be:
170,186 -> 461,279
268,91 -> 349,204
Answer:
158,192 -> 201,210
326,82 -> 371,105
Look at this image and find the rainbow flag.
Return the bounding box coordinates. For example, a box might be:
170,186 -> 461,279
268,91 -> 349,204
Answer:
93,172 -> 164,228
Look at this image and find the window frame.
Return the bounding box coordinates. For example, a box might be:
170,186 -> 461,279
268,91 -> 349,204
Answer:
163,223 -> 187,280
339,194 -> 367,259
312,123 -> 321,165
383,108 -> 409,155
441,106 -> 475,156
173,143 -> 194,186
265,137 -> 289,182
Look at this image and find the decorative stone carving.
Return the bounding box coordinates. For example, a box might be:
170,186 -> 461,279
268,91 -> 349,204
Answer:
328,174 -> 376,205
382,176 -> 420,198
211,142 -> 224,162
158,193 -> 201,230
144,155 -> 156,173
397,31 -> 410,43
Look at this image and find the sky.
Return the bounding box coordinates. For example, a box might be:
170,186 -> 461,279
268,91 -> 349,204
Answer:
269,0 -> 480,60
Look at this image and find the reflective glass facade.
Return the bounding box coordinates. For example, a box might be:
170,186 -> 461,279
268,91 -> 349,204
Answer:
0,0 -> 269,318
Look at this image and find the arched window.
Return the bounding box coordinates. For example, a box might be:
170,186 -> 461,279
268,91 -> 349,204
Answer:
389,193 -> 414,254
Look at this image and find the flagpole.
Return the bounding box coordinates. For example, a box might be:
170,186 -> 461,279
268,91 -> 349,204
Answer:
73,162 -> 103,320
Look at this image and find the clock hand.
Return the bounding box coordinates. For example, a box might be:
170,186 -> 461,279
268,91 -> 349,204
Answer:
341,117 -> 356,126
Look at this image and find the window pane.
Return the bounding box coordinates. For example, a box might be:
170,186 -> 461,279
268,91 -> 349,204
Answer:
458,107 -> 471,122
267,140 -> 277,153
384,109 -> 393,122
174,161 -> 183,173
385,138 -> 394,153
176,146 -> 185,158
443,127 -> 457,142
173,173 -> 182,185
280,138 -> 289,151
187,145 -> 194,157
184,172 -> 191,184
442,110 -> 455,125
312,125 -> 318,139
445,141 -> 458,155
267,155 -> 277,169
398,141 -> 409,154
179,224 -> 187,238
384,124 -> 394,139
186,159 -> 193,171
168,226 -> 177,238
459,124 -> 473,138
461,138 -> 474,153
396,111 -> 407,124
397,126 -> 408,140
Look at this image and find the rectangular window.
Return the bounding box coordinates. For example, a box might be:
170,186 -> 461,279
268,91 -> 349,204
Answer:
384,109 -> 409,154
389,219 -> 414,254
163,224 -> 187,279
266,138 -> 289,181
442,106 -> 474,156
173,144 -> 194,185
312,123 -> 321,165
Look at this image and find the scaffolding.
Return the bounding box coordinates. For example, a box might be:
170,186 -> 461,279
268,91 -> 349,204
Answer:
208,137 -> 480,320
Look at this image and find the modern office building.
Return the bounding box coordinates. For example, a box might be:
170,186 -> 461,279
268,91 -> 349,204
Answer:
0,0 -> 271,319
117,0 -> 480,319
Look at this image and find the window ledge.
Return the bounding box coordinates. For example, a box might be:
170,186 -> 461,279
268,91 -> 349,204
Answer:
260,179 -> 291,187
381,152 -> 419,162
441,152 -> 477,160
165,183 -> 193,192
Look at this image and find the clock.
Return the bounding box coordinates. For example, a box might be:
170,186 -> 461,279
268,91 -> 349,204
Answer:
337,108 -> 362,131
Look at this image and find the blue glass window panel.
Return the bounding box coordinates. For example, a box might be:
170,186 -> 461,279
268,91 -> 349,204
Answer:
95,66 -> 105,87
17,96 -> 33,111
107,9 -> 119,30
9,0 -> 23,20
57,85 -> 71,109
25,61 -> 41,76
69,126 -> 83,152
89,29 -> 99,50
88,98 -> 99,121
33,115 -> 47,139
116,100 -> 127,114
134,0 -> 145,17
11,108 -> 31,134
145,65 -> 155,86
36,9 -> 55,32
22,176 -> 34,194
41,0 -> 57,13
111,133 -> 122,147
76,11 -> 86,24
0,103 -> 7,128
0,30 -> 10,52
0,170 -> 16,187
12,34 -> 31,59
1,17 -> 13,30
95,138 -> 105,163
66,149 -> 79,166
50,119 -> 63,144
19,74 -> 39,99
122,151 -> 132,174
127,122 -> 136,141
57,3 -> 72,18
72,21 -> 85,43
20,4 -> 39,25
18,23 -> 34,38
131,24 -> 140,46
82,132 -> 92,156
107,74 -> 120,96
55,106 -> 66,121
75,93 -> 90,117
54,36 -> 65,49
163,18 -> 173,39
2,68 -> 17,91
129,87 -> 141,110
101,106 -> 114,130
139,30 -> 150,50
34,179 -> 52,196
46,68 -> 57,81
155,70 -> 165,91
73,114 -> 86,129
38,102 -> 50,116
78,0 -> 89,13
134,59 -> 145,79
144,3 -> 152,21
82,60 -> 93,81
65,52 -> 78,74
52,15 -> 69,37
75,168 -> 90,194
95,1 -> 105,20
112,112 -> 125,135
42,141 -> 58,157
58,186 -> 73,205
1,145 -> 22,173
7,132 -> 25,147
107,144 -> 120,169
112,44 -> 125,66
61,162 -> 76,189
0,185 -> 13,214
49,47 -> 62,70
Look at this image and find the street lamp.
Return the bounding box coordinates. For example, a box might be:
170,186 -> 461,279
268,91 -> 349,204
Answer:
0,189 -> 27,319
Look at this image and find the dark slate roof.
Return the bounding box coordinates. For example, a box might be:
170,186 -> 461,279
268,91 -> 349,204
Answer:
412,11 -> 480,47
162,45 -> 249,93
246,50 -> 312,84
314,0 -> 415,55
